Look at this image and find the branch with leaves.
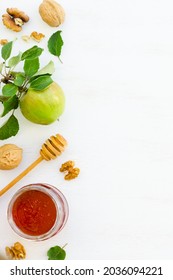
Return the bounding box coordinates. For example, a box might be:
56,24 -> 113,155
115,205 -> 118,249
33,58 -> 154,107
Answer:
0,31 -> 63,140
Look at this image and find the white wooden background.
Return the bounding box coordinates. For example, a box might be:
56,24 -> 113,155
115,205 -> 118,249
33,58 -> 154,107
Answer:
1,0 -> 173,259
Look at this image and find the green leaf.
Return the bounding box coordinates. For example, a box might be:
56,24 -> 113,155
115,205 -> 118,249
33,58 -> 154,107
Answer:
1,95 -> 19,117
29,73 -> 51,83
30,75 -> 53,91
2,84 -> 18,97
0,95 -> 9,103
14,73 -> 26,86
36,61 -> 55,76
1,41 -> 13,61
47,246 -> 66,260
48,31 -> 63,59
24,58 -> 40,77
8,52 -> 22,68
21,46 -> 43,60
0,114 -> 19,140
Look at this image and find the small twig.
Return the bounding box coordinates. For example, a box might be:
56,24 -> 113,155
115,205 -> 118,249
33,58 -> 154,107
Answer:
62,243 -> 68,249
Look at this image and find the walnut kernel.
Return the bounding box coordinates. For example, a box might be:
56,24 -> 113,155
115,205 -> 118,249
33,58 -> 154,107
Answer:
2,14 -> 22,32
0,39 -> 8,45
39,0 -> 65,27
64,167 -> 80,180
60,161 -> 80,180
30,31 -> 45,42
6,242 -> 26,260
21,35 -> 30,42
60,160 -> 75,172
0,144 -> 23,170
14,17 -> 24,27
2,8 -> 29,32
7,8 -> 29,22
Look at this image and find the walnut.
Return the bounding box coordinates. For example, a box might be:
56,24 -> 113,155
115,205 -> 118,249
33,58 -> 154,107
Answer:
0,144 -> 23,170
0,39 -> 8,45
39,0 -> 65,27
2,14 -> 22,32
21,35 -> 30,42
2,8 -> 29,32
64,167 -> 80,180
60,160 -> 80,180
6,242 -> 26,260
30,31 -> 45,42
60,160 -> 75,172
7,8 -> 29,22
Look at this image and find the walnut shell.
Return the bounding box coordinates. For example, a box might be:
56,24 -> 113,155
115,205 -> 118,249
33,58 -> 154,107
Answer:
0,144 -> 23,170
39,0 -> 65,27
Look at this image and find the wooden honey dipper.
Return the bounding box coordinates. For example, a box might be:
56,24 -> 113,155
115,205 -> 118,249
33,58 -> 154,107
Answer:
0,134 -> 67,196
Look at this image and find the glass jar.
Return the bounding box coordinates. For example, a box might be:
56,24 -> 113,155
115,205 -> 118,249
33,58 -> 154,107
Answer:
7,183 -> 69,241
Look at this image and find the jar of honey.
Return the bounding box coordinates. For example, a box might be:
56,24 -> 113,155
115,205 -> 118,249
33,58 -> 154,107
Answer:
7,183 -> 69,241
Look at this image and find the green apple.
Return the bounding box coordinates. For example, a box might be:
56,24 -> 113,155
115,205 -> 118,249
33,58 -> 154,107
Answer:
20,82 -> 65,124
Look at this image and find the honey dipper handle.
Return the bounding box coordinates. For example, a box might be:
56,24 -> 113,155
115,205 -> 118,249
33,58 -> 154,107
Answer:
0,156 -> 43,196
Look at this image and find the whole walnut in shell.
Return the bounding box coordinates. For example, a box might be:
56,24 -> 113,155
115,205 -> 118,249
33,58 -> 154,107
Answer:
39,0 -> 65,27
0,144 -> 22,170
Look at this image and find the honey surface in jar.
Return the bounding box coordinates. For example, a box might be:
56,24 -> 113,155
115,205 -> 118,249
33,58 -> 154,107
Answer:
12,189 -> 57,236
